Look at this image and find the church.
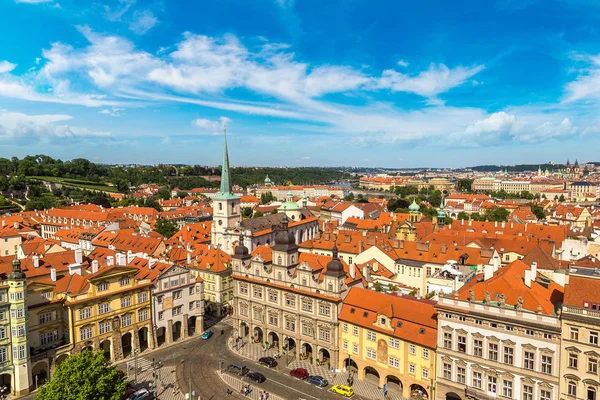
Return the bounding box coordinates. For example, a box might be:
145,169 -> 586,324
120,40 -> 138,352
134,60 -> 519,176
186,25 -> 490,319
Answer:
211,129 -> 320,255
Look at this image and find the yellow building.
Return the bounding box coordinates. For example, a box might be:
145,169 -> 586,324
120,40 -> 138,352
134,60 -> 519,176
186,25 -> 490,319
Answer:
189,246 -> 232,316
339,287 -> 437,399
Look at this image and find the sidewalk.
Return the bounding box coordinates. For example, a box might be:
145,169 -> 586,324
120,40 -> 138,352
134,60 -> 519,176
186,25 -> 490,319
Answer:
218,370 -> 285,400
127,361 -> 186,400
330,373 -> 407,400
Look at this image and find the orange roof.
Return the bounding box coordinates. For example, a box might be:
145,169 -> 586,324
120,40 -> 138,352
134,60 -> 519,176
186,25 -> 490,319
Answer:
240,195 -> 260,203
564,275 -> 600,307
190,246 -> 231,273
455,260 -> 563,315
340,287 -> 437,348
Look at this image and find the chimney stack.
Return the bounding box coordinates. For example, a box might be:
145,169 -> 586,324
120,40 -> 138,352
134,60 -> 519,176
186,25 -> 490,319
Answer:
33,255 -> 39,268
531,262 -> 537,278
50,268 -> 56,282
363,264 -> 371,281
349,263 -> 356,279
524,270 -> 532,288
74,249 -> 83,265
107,256 -> 114,266
187,252 -> 191,265
127,250 -> 135,264
484,264 -> 494,281
149,258 -> 157,269
92,260 -> 99,273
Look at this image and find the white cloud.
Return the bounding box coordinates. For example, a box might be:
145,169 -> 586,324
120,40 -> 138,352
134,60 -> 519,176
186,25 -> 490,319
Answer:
98,107 -> 123,116
0,61 -> 17,74
465,112 -> 516,134
397,60 -> 409,67
129,10 -> 158,34
0,110 -> 110,141
191,116 -> 231,132
564,57 -> 600,102
104,0 -> 135,22
377,63 -> 485,100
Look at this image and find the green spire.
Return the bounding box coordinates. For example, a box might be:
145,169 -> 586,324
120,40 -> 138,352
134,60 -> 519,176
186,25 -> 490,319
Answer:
216,124 -> 238,200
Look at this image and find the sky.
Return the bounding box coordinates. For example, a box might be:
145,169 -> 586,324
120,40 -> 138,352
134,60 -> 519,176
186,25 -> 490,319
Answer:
1,0 -> 600,168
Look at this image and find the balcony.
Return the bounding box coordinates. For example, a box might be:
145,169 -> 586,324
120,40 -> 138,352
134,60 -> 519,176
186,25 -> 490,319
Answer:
465,387 -> 511,400
563,305 -> 600,319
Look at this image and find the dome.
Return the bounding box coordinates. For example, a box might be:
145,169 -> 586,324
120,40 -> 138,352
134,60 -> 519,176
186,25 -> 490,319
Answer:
325,245 -> 345,277
264,175 -> 272,184
274,229 -> 296,247
409,200 -> 420,212
234,242 -> 250,258
8,257 -> 25,280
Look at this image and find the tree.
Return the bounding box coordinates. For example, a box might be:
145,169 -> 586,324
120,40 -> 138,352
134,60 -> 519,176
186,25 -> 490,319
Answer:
154,218 -> 178,238
344,192 -> 355,202
154,188 -> 171,200
241,207 -> 253,218
559,194 -> 566,202
260,191 -> 275,204
253,211 -> 264,218
457,178 -> 474,192
457,211 -> 470,220
373,281 -> 384,292
37,350 -> 126,400
531,205 -> 546,220
485,207 -> 510,222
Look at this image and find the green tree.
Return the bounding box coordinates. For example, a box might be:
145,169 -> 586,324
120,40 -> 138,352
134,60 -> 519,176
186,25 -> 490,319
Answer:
485,207 -> 510,222
253,211 -> 264,218
531,205 -> 546,220
457,211 -> 470,220
154,188 -> 171,200
559,194 -> 566,202
260,191 -> 275,204
457,178 -> 474,192
427,190 -> 443,207
344,192 -> 355,202
373,281 -> 384,292
37,350 -> 126,400
241,207 -> 253,218
154,218 -> 178,238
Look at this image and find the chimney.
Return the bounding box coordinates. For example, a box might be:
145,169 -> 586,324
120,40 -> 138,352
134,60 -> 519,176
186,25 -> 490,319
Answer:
392,239 -> 400,249
127,250 -> 135,264
484,264 -> 494,281
441,244 -> 448,254
399,240 -> 404,249
468,220 -> 472,226
50,268 -> 56,282
149,258 -> 157,269
68,263 -> 82,276
363,264 -> 371,281
524,270 -> 532,288
493,255 -> 500,272
116,253 -> 126,266
107,256 -> 114,266
187,252 -> 191,265
501,221 -> 505,228
494,221 -> 498,228
324,232 -> 330,241
33,255 -> 39,268
373,262 -> 379,272
91,260 -> 99,273
531,262 -> 537,278
13,222 -> 19,229
74,249 -> 83,265
358,240 -> 365,253
461,219 -> 464,226
349,263 -> 356,279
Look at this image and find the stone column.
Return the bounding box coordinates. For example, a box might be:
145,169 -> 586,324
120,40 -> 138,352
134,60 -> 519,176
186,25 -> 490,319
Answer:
112,331 -> 124,361
133,326 -> 140,351
166,320 -> 173,345
182,314 -> 188,338
147,324 -> 156,350
196,315 -> 203,334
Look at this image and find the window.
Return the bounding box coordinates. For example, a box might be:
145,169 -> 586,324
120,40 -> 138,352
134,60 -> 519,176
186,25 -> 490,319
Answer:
285,296 -> 295,307
409,344 -> 416,354
80,326 -> 93,340
97,304 -> 111,317
505,325 -> 513,331
474,319 -> 482,325
138,309 -> 149,321
488,343 -> 498,361
502,380 -> 513,398
39,312 -> 52,324
422,368 -> 429,379
570,327 -> 579,341
121,297 -> 131,308
302,324 -> 312,336
409,363 -> 415,375
569,353 -> 578,368
473,339 -> 483,357
367,331 -> 377,342
12,345 -> 26,360
253,287 -> 263,299
239,304 -> 248,317
367,349 -> 376,360
590,331 -> 599,345
319,304 -> 331,316
457,366 -> 465,384
268,291 -> 278,303
380,317 -> 386,325
443,363 -> 452,380
503,346 -> 514,365
189,301 -> 195,310
388,356 -> 399,368
158,311 -> 164,321
543,333 -> 552,339
443,332 -> 452,349
138,292 -> 148,303
120,277 -> 130,286
352,326 -> 358,336
541,355 -> 552,374
343,323 -> 348,333
420,348 -> 428,359
526,329 -> 534,336
458,335 -> 466,353
121,314 -> 132,327
568,381 -> 577,397
79,307 -> 91,320
523,384 -> 534,400
389,338 -> 400,349
189,287 -> 194,296
11,325 -> 25,337
488,376 -> 497,393
540,389 -> 551,400
172,306 -> 182,316
472,371 -> 482,389
157,295 -> 163,304
173,290 -> 182,300
268,314 -> 278,326
343,340 -> 348,351
353,343 -> 358,354
319,329 -> 330,342
490,322 -> 498,328
589,357 -> 598,374
97,281 -> 109,292
524,351 -> 534,370
0,348 -> 6,363
239,283 -> 248,295
0,327 -> 5,339
40,332 -> 57,345
99,321 -> 111,334
302,300 -> 313,312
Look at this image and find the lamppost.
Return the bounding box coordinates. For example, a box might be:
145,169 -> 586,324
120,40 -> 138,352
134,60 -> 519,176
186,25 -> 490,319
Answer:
133,347 -> 139,383
0,385 -> 7,400
151,358 -> 163,398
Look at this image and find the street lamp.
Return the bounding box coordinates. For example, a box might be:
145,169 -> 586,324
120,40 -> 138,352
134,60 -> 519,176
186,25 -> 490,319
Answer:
151,358 -> 163,398
0,385 -> 7,400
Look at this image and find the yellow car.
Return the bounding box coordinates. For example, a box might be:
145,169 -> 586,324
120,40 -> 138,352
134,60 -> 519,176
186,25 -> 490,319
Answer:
331,385 -> 355,397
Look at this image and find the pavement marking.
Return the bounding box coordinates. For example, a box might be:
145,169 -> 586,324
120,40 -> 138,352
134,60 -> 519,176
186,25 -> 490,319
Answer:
269,379 -> 322,400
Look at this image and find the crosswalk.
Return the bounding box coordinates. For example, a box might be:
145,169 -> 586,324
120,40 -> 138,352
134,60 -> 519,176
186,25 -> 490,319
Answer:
126,356 -> 154,375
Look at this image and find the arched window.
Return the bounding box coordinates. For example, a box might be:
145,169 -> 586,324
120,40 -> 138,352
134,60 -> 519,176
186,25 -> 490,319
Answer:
278,272 -> 282,281
568,381 -> 577,397
219,203 -> 222,211
588,387 -> 596,400
291,255 -> 295,263
278,256 -> 282,265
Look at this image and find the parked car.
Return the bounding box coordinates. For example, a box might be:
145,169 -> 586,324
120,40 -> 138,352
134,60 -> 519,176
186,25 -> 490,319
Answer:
121,387 -> 137,400
258,356 -> 277,368
127,388 -> 152,400
306,375 -> 328,387
290,368 -> 309,379
246,372 -> 266,383
201,330 -> 213,340
331,385 -> 354,397
227,363 -> 249,376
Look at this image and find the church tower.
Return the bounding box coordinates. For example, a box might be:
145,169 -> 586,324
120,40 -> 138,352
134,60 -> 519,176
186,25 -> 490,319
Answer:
8,256 -> 31,396
211,126 -> 241,254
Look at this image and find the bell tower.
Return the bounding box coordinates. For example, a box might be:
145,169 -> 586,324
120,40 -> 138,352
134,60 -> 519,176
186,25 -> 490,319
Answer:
211,125 -> 241,254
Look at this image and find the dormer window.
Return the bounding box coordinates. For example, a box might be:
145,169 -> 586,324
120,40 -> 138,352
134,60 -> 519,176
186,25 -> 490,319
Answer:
380,317 -> 386,325
97,281 -> 109,292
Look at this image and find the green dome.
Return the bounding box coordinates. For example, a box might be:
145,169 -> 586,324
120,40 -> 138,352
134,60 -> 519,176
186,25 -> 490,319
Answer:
280,201 -> 301,211
408,200 -> 420,212
264,175 -> 272,184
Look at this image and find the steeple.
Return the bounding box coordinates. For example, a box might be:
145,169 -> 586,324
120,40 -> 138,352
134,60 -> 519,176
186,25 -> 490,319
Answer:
216,124 -> 238,200
8,253 -> 25,280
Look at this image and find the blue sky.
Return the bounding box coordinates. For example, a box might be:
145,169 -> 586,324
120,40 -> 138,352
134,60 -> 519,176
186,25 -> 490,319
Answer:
1,0 -> 600,167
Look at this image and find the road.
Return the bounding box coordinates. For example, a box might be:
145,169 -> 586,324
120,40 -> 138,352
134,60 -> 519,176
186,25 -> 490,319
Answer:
140,320 -> 351,400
